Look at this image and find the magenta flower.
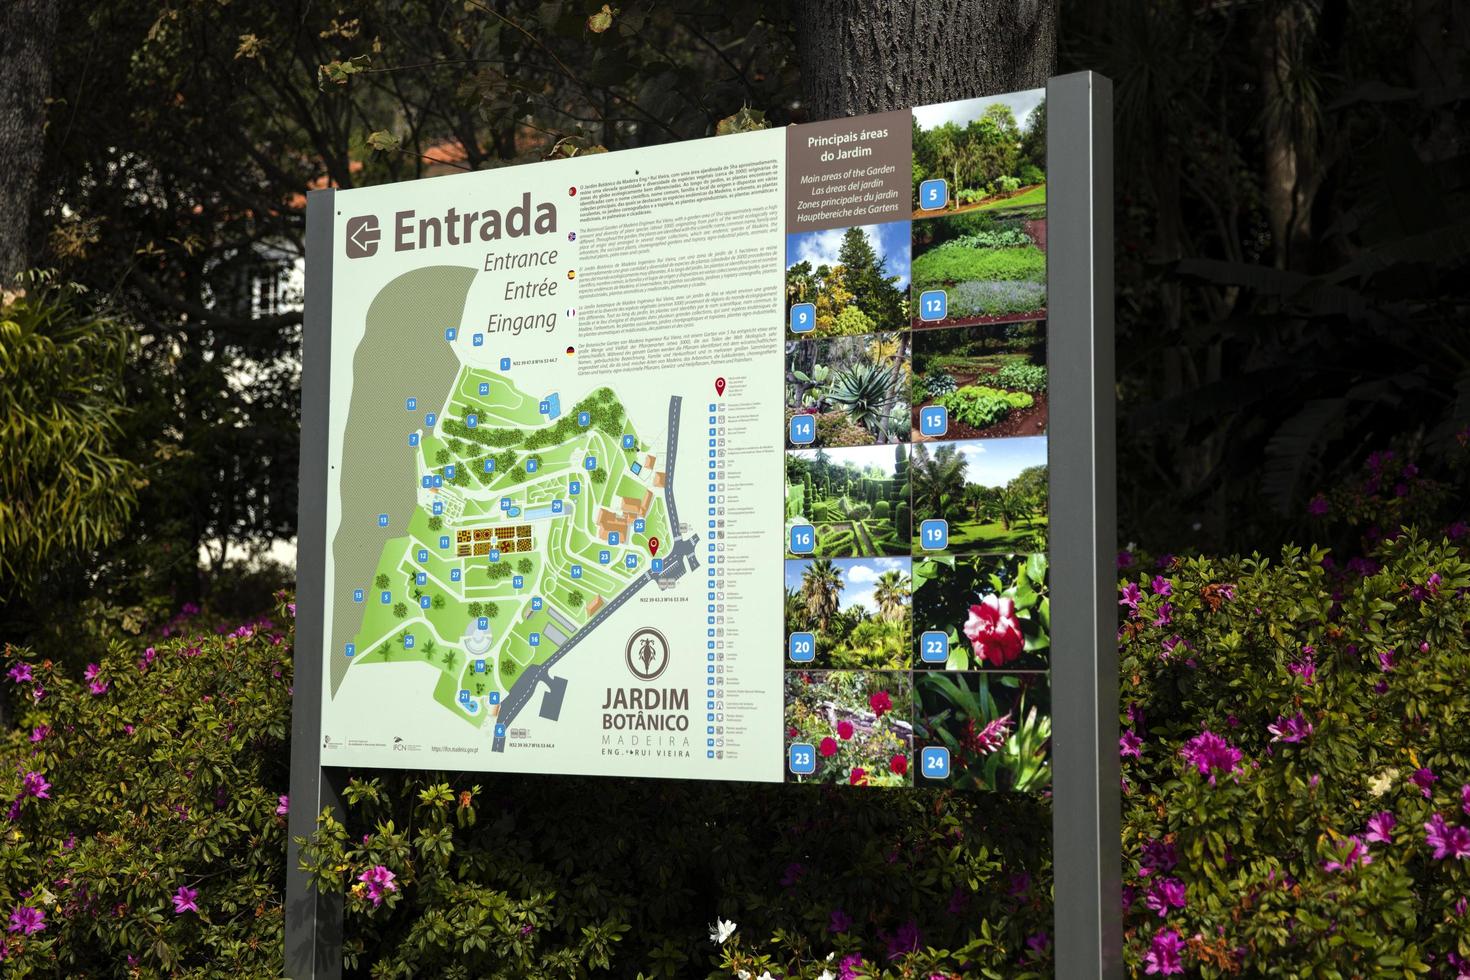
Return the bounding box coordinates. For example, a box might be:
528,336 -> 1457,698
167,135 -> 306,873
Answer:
1288,650 -> 1316,684
6,664 -> 32,684
1377,649 -> 1396,672
172,886 -> 199,914
7,906 -> 44,935
1462,784 -> 1470,817
1180,730 -> 1243,785
838,954 -> 865,980
1152,602 -> 1173,627
28,726 -> 48,743
1425,814 -> 1470,860
836,719 -> 855,740
883,919 -> 920,959
1322,836 -> 1373,872
1120,730 -> 1143,760
1140,838 -> 1178,875
276,795 -> 290,816
1150,575 -> 1172,597
1412,768 -> 1438,798
88,679 -> 110,696
1145,877 -> 1187,917
1267,712 -> 1314,744
1306,494 -> 1329,516
1144,928 -> 1185,975
1365,812 -> 1396,844
1119,582 -> 1142,614
20,772 -> 49,800
358,864 -> 397,907
83,663 -> 101,681
828,907 -> 853,933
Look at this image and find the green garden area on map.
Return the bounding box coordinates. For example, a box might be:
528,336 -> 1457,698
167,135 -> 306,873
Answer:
348,368 -> 672,725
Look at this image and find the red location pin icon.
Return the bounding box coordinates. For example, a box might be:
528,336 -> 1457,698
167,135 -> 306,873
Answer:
714,377 -> 726,396
648,536 -> 660,557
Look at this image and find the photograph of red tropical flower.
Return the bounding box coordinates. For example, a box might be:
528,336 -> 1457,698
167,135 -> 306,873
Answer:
913,672 -> 1050,792
912,553 -> 1049,669
784,670 -> 913,787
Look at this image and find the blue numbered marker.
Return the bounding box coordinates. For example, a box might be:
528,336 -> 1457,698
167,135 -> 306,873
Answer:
789,524 -> 816,554
439,535 -> 450,549
353,589 -> 364,603
584,456 -> 597,470
380,591 -> 391,604
621,434 -> 634,449
568,480 -> 581,495
921,746 -> 951,780
466,414 -> 478,429
539,400 -> 550,414
499,357 -> 511,371
500,497 -> 512,510
408,432 -> 420,447
789,414 -> 816,445
477,616 -> 489,630
478,382 -> 490,396
422,476 -> 432,488
377,513 -> 389,527
415,572 -> 426,585
344,643 -> 356,658
445,328 -> 457,341
919,405 -> 948,437
483,459 -> 495,473
406,397 -> 417,411
633,518 -> 645,533
417,548 -> 429,562
599,550 -> 611,565
529,633 -> 540,647
652,558 -> 664,573
578,411 -> 590,427
458,689 -> 470,703
474,660 -> 486,674
404,635 -> 415,649
788,742 -> 817,775
531,597 -> 542,611
495,724 -> 506,738
489,692 -> 500,705
488,549 -> 500,562
571,564 -> 583,579
919,519 -> 949,551
450,568 -> 461,582
512,575 -> 524,588
552,500 -> 563,514
432,501 -> 443,515
425,412 -> 436,427
473,333 -> 484,347
432,475 -> 443,488
919,290 -> 948,322
625,554 -> 637,569
445,464 -> 456,479
919,178 -> 948,210
790,302 -> 816,334
788,632 -> 816,663
419,595 -> 431,609
920,631 -> 949,664
609,531 -> 620,546
526,459 -> 538,473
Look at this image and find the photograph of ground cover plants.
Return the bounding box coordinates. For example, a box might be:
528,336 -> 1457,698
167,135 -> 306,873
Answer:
786,332 -> 911,447
910,211 -> 1047,328
912,552 -> 1048,670
784,670 -> 913,787
911,321 -> 1047,441
910,437 -> 1048,554
911,89 -> 1046,217
785,222 -> 910,338
785,444 -> 912,557
785,558 -> 911,669
912,671 -> 1050,793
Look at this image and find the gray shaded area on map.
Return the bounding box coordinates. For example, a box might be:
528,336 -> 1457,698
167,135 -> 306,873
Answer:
538,675 -> 568,721
329,265 -> 477,695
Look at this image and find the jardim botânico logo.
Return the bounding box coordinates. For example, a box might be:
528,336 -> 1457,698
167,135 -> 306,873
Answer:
343,193 -> 559,259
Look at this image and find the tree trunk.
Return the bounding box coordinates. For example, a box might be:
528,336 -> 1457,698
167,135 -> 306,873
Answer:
795,0 -> 1056,120
0,0 -> 61,283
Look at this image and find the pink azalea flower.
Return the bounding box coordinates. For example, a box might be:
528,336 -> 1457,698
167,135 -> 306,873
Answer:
1365,812 -> 1396,844
88,679 -> 110,696
276,795 -> 290,816
20,772 -> 49,800
1140,838 -> 1178,875
1322,836 -> 1373,872
1150,575 -> 1172,597
1425,814 -> 1470,860
28,726 -> 48,743
1412,768 -> 1437,798
6,906 -> 44,935
828,908 -> 853,933
1267,712 -> 1314,743
172,886 -> 199,914
962,595 -> 1025,666
1120,730 -> 1143,759
1118,582 -> 1143,614
1145,877 -> 1187,917
1179,730 -> 1243,785
358,865 -> 397,907
7,664 -> 32,684
1144,928 -> 1184,975
83,663 -> 101,681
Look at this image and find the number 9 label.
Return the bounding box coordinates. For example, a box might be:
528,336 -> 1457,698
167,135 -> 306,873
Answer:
790,303 -> 816,334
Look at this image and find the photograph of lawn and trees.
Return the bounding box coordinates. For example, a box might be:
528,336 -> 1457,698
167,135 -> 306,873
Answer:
912,552 -> 1048,671
783,670 -> 913,788
911,321 -> 1047,441
785,222 -> 909,337
913,671 -> 1051,793
785,444 -> 911,557
910,437 -> 1048,554
784,558 -> 911,670
911,89 -> 1046,217
786,332 -> 910,447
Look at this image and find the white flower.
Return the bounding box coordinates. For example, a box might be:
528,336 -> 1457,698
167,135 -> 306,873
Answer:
757,973 -> 776,980
709,917 -> 737,944
818,972 -> 835,980
737,972 -> 751,980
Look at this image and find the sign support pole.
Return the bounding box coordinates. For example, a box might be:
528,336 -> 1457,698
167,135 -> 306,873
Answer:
286,187 -> 345,980
1047,71 -> 1123,978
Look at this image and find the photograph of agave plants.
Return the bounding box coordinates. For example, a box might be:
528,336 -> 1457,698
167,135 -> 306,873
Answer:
785,558 -> 911,669
784,669 -> 914,787
785,445 -> 911,557
911,552 -> 1048,670
785,222 -> 910,338
786,332 -> 910,447
910,437 -> 1048,553
911,321 -> 1047,441
912,671 -> 1051,793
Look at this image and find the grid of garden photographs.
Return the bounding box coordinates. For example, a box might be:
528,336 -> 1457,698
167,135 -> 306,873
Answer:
782,89 -> 1050,792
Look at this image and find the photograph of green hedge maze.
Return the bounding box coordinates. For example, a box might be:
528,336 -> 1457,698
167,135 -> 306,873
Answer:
785,444 -> 911,557
912,671 -> 1051,793
785,222 -> 910,338
785,558 -> 911,669
784,669 -> 914,787
911,321 -> 1046,442
786,332 -> 911,448
910,436 -> 1048,554
911,552 -> 1048,671
910,211 -> 1047,328
911,88 -> 1046,217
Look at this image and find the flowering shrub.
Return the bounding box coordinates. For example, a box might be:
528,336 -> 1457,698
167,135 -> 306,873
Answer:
0,601 -> 293,975
783,671 -> 913,787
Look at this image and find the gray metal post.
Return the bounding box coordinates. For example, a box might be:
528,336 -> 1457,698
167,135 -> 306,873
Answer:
1047,71 -> 1122,978
286,187 -> 345,980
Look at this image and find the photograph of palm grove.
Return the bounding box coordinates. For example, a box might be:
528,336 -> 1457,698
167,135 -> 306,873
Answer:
909,437 -> 1048,553
785,222 -> 910,337
910,89 -> 1046,217
786,332 -> 911,447
911,552 -> 1048,671
785,558 -> 911,669
786,444 -> 911,557
911,321 -> 1047,441
912,671 -> 1051,793
785,670 -> 914,787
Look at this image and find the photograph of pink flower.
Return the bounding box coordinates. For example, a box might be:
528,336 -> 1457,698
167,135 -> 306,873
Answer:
911,553 -> 1048,669
784,670 -> 913,787
913,672 -> 1050,792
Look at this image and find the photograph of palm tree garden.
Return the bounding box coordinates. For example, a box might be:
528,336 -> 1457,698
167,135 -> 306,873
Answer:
910,90 -> 1047,329
911,322 -> 1047,441
785,444 -> 911,557
911,553 -> 1048,670
912,672 -> 1050,793
785,558 -> 911,669
785,222 -> 910,338
909,437 -> 1048,554
786,332 -> 911,447
784,670 -> 914,787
